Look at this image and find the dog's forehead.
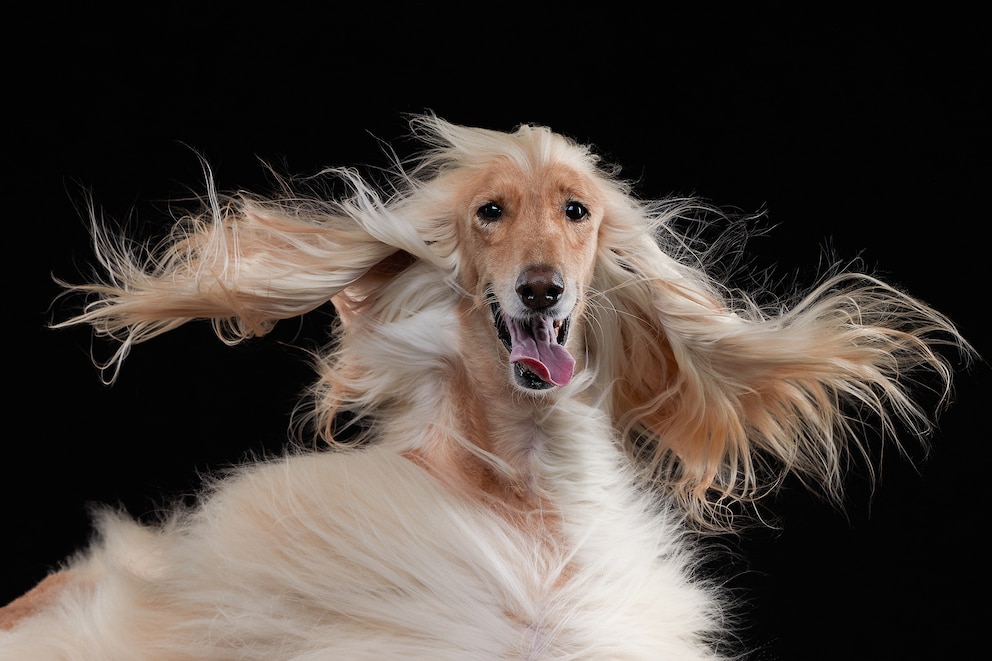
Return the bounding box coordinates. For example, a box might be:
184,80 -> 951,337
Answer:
462,158 -> 603,206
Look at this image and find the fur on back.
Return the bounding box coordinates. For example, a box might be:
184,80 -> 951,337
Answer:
0,114 -> 972,659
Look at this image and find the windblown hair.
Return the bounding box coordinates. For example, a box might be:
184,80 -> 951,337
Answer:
2,113 -> 974,659
54,115 -> 970,530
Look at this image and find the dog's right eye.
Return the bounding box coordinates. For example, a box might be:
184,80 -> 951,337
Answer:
477,202 -> 503,222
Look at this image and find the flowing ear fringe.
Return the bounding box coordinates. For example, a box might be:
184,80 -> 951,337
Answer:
51,162 -> 449,383
591,210 -> 975,530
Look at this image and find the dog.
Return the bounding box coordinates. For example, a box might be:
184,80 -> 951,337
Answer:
1,114 -> 972,659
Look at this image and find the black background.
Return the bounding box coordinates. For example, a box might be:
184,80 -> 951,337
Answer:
6,7 -> 990,659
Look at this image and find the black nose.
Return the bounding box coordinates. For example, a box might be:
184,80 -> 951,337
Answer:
516,265 -> 564,310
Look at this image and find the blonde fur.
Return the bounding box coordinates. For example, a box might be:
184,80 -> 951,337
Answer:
0,114 -> 971,658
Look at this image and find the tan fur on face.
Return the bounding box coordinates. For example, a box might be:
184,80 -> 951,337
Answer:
451,159 -> 604,322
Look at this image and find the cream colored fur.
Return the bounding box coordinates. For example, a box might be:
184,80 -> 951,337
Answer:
0,114 -> 971,659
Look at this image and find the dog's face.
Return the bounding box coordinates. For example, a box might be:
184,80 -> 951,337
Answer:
453,158 -> 605,392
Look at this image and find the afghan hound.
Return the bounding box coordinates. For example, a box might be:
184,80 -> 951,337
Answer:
0,114 -> 972,659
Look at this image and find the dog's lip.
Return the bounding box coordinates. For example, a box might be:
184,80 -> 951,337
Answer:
493,300 -> 514,350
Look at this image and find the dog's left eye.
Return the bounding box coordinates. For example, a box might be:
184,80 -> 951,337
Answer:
477,202 -> 503,222
564,201 -> 588,221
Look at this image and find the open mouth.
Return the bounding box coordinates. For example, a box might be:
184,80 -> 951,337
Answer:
489,298 -> 574,390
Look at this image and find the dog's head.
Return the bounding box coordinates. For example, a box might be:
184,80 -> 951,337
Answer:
412,122 -> 609,392
456,158 -> 606,391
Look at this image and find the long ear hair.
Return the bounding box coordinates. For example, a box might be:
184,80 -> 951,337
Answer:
587,188 -> 974,528
52,154 -> 453,383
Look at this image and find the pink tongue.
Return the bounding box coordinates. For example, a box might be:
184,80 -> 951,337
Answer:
507,316 -> 575,386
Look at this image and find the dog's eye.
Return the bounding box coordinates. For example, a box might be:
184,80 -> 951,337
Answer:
564,201 -> 588,221
477,202 -> 503,222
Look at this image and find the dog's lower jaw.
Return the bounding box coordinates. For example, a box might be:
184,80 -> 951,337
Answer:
512,361 -> 557,391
